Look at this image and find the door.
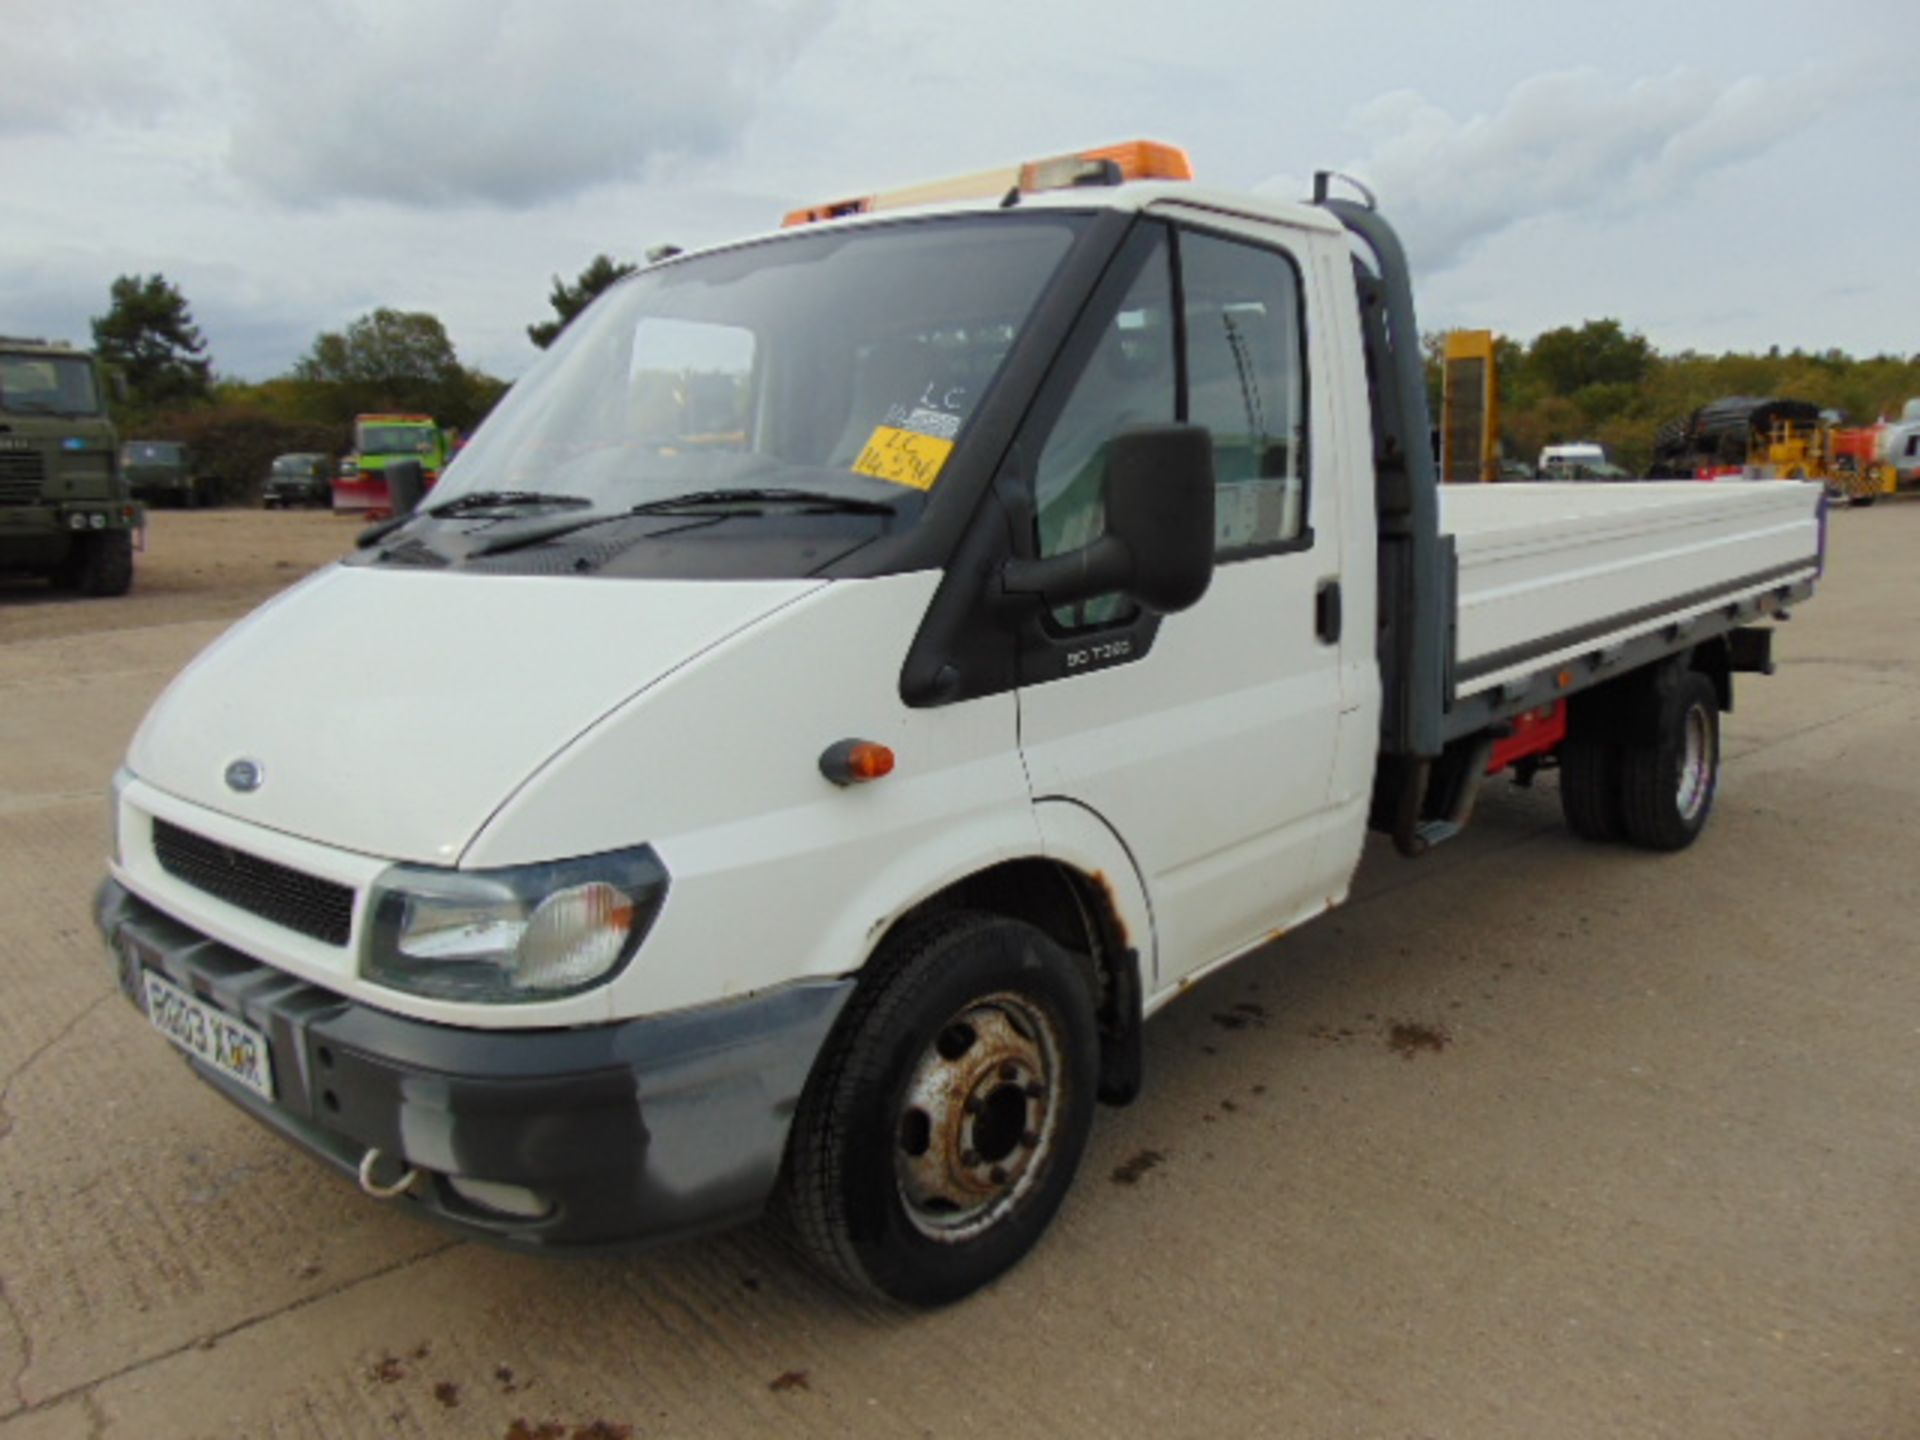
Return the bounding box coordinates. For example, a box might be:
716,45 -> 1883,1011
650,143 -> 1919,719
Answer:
1014,219 -> 1346,989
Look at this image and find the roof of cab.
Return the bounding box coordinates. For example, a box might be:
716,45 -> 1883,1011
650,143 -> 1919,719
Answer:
643,179 -> 1347,283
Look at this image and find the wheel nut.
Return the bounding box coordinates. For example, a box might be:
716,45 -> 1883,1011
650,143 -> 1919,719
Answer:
1025,1082 -> 1046,1100
961,1149 -> 981,1168
998,1062 -> 1019,1082
989,1166 -> 1010,1185
1021,1130 -> 1039,1149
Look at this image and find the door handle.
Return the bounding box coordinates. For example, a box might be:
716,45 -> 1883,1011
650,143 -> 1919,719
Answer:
1315,579 -> 1342,645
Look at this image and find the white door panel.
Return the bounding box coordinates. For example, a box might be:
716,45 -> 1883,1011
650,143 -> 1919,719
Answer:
1020,547 -> 1340,984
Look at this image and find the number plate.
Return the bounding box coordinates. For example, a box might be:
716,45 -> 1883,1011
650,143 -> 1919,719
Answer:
142,969 -> 275,1100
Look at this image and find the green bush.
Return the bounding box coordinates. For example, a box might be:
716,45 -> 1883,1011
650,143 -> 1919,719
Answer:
135,405 -> 344,506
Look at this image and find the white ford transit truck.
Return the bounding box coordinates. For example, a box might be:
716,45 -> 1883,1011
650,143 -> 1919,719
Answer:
95,143 -> 1824,1306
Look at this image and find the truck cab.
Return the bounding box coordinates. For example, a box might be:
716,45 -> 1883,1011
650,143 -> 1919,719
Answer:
123,439 -> 204,508
0,337 -> 142,595
333,414 -> 451,516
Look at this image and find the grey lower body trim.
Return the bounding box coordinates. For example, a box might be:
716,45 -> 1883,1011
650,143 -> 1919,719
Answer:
95,878 -> 854,1251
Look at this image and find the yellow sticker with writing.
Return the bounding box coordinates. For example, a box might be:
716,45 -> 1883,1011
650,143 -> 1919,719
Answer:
852,425 -> 955,492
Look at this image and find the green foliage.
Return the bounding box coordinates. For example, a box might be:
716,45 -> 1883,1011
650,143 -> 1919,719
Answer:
1524,320 -> 1654,398
1427,318 -> 1920,475
137,404 -> 341,506
527,254 -> 638,349
290,308 -> 503,431
91,274 -> 213,413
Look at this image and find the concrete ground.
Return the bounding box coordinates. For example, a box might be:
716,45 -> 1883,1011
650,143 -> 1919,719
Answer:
1,505 -> 1915,1440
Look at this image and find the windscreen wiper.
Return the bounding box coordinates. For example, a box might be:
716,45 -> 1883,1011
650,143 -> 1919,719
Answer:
466,488 -> 900,560
624,488 -> 898,517
426,490 -> 592,517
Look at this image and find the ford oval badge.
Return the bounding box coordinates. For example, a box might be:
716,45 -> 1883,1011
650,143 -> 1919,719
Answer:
224,759 -> 264,794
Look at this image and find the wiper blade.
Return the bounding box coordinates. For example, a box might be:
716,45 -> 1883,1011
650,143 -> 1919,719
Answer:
625,488 -> 898,517
463,487 -> 897,561
427,490 -> 592,517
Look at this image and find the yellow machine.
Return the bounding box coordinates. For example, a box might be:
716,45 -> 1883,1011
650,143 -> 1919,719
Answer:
1756,419 -> 1892,506
1440,329 -> 1500,483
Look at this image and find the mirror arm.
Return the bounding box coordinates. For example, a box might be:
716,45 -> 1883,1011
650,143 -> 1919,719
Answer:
999,536 -> 1131,609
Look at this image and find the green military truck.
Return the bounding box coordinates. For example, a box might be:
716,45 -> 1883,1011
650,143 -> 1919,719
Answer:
0,337 -> 143,596
122,439 -> 205,508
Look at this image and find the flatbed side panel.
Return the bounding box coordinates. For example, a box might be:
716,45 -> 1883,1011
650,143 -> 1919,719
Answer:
1444,481 -> 1820,697
1438,577 -> 1813,745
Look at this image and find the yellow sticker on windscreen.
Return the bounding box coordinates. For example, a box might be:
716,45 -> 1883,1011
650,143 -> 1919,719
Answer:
852,425 -> 955,491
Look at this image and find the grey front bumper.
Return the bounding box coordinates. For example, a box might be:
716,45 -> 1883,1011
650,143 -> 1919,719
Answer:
96,878 -> 854,1250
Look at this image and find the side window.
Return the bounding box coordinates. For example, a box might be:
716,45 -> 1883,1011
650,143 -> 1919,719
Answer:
1032,234 -> 1176,629
1181,230 -> 1310,555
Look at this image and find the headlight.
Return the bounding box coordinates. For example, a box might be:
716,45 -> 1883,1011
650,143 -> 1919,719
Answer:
365,845 -> 668,1003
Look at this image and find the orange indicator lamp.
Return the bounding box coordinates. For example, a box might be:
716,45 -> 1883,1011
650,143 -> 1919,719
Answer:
819,739 -> 896,786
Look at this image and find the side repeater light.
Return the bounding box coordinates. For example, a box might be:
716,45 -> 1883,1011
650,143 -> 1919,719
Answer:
819,739 -> 896,786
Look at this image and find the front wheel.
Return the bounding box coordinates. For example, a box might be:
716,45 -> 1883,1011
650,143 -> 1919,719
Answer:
1619,671 -> 1719,850
782,911 -> 1099,1307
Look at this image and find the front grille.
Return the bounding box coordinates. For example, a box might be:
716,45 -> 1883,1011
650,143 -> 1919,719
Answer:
151,818 -> 354,946
0,451 -> 46,503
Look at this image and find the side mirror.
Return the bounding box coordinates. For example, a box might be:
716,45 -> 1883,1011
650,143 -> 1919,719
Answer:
1001,424 -> 1215,614
385,459 -> 424,517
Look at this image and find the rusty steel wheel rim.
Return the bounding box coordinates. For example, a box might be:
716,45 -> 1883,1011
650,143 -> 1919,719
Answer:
893,992 -> 1064,1243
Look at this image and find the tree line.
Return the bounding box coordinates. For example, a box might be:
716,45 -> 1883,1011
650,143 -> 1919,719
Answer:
89,255 -> 639,504
1425,320 -> 1920,474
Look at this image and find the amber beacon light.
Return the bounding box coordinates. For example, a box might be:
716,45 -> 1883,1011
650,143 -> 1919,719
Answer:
782,140 -> 1194,227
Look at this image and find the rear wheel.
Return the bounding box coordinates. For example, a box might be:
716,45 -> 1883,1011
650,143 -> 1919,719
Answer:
1558,736 -> 1622,841
1618,671 -> 1719,851
783,911 -> 1099,1307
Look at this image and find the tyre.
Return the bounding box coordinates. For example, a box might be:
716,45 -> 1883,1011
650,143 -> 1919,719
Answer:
1849,495 -> 1877,509
1618,670 -> 1719,851
49,545 -> 84,590
1558,736 -> 1622,841
783,910 -> 1099,1307
76,531 -> 134,597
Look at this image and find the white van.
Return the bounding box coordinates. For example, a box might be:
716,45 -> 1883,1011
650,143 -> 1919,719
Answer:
1537,442 -> 1610,478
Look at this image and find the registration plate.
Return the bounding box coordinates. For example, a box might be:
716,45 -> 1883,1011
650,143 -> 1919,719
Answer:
142,969 -> 275,1100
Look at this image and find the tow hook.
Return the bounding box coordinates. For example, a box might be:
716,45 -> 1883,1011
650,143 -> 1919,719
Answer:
358,1148 -> 422,1200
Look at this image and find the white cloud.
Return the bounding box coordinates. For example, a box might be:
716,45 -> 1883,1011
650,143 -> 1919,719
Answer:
1303,66 -> 1807,272
0,7 -> 206,136
221,0 -> 836,209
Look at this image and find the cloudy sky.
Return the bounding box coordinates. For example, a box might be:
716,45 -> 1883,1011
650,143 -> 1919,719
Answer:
5,0 -> 1913,383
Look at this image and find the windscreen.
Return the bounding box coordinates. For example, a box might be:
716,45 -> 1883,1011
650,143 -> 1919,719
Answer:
123,441 -> 184,464
0,353 -> 101,417
433,214 -> 1086,518
357,424 -> 439,455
